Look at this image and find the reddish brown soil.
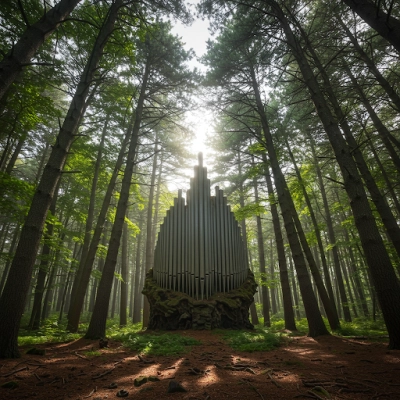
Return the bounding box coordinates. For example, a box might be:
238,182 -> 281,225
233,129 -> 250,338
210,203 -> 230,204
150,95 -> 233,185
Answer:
1,331 -> 399,400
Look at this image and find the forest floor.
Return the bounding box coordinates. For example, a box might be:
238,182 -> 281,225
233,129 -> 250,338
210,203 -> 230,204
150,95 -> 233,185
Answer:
0,330 -> 399,400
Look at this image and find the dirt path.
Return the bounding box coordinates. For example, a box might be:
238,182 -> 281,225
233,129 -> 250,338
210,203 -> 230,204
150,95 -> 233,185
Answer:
1,331 -> 399,400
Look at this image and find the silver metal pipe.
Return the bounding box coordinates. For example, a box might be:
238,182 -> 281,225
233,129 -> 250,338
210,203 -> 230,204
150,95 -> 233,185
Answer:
151,153 -> 251,300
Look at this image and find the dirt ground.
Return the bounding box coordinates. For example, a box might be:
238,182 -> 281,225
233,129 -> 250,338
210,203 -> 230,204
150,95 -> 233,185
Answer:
1,331 -> 399,400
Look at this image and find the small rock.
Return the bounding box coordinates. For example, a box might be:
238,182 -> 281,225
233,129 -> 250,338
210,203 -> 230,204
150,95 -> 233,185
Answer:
116,389 -> 129,397
167,380 -> 187,393
134,376 -> 148,387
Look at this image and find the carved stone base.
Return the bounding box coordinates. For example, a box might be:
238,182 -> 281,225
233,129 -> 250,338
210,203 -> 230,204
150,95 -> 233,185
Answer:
142,269 -> 257,330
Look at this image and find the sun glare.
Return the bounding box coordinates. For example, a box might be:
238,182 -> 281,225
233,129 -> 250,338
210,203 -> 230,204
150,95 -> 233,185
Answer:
186,108 -> 214,166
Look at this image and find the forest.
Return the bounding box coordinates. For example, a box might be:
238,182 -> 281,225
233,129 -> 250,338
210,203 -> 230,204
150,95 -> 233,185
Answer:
0,0 -> 400,369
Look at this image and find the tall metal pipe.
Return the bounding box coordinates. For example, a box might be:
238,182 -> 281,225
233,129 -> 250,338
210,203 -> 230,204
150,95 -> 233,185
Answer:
152,153 -> 249,299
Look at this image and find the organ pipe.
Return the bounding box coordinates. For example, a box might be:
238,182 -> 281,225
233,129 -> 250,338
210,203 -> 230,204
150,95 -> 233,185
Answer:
152,153 -> 249,299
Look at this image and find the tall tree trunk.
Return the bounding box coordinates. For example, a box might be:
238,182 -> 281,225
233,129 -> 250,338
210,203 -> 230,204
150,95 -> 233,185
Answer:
35,142 -> 50,184
268,239 -> 278,315
288,255 -> 301,319
267,0 -> 400,348
142,135 -> 159,328
119,218 -> 128,326
0,0 -> 82,100
41,259 -> 58,321
85,59 -> 150,339
340,0 -> 400,53
249,66 -> 329,337
263,165 -> 296,330
58,269 -> 73,322
5,134 -> 26,174
67,125 -> 130,332
296,9 -> 400,260
0,225 -> 20,296
28,181 -> 61,329
150,147 -> 163,267
237,150 -> 259,325
72,116 -> 109,292
89,222 -> 109,313
0,0 -> 123,358
303,135 -> 351,322
336,14 -> 400,113
366,137 -> 400,218
345,67 -> 400,174
133,212 -> 144,323
253,174 -> 271,327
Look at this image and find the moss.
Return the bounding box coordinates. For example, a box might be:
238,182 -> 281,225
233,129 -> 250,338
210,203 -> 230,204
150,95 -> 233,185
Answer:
143,269 -> 257,330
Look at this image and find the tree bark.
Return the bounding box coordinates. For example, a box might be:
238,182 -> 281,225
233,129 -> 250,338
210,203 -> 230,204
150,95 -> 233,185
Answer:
253,174 -> 271,327
119,218 -> 128,326
133,212 -> 144,323
28,180 -> 61,329
142,135 -> 160,328
285,136 -> 345,321
336,14 -> 400,113
0,226 -> 20,296
67,124 -> 130,332
309,136 -> 353,322
345,67 -> 400,175
249,65 -> 329,337
0,0 -> 123,358
341,0 -> 400,53
297,17 -> 400,260
0,0 -> 82,100
267,0 -> 400,348
263,165 -> 296,330
85,59 -> 150,339
237,150 -> 259,325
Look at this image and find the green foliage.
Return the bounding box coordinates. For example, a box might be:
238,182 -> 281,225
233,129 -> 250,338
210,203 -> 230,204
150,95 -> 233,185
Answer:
124,216 -> 140,237
233,202 -> 266,221
0,172 -> 35,223
84,350 -> 101,357
216,329 -> 283,352
265,317 -> 310,335
18,317 -> 80,346
335,319 -> 387,337
112,332 -> 201,356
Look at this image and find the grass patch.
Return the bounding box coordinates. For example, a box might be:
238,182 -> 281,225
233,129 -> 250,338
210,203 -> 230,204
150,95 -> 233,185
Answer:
334,319 -> 387,337
18,317 -> 81,346
113,332 -> 201,356
84,350 -> 101,357
217,329 -> 283,352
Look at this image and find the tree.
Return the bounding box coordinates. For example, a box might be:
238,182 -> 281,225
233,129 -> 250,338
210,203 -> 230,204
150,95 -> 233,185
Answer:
0,0 -> 124,358
0,0 -> 82,100
85,22 -> 196,338
341,0 -> 400,53
263,0 -> 400,348
203,18 -> 330,336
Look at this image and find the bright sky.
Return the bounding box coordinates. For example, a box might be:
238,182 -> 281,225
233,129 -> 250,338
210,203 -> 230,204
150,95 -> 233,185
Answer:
171,15 -> 214,169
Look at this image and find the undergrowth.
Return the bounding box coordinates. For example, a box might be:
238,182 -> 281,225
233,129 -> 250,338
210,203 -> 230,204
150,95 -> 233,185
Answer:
334,318 -> 387,337
18,313 -> 388,350
256,316 -> 387,339
18,317 -> 81,346
216,329 -> 283,352
112,332 -> 201,356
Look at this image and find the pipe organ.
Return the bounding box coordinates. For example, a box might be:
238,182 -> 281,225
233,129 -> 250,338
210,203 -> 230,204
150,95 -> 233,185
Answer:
153,153 -> 249,300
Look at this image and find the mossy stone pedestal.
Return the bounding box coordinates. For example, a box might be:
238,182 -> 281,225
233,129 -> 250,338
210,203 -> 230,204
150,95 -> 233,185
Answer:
142,269 -> 257,330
